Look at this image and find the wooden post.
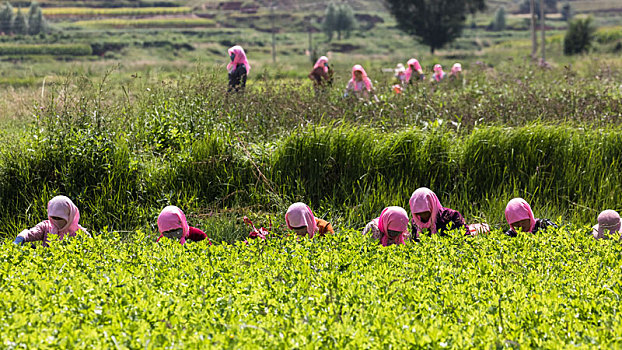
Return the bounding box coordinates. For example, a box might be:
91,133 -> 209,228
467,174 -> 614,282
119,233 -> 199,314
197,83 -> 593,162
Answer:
530,0 -> 537,59
540,0 -> 546,62
271,0 -> 276,63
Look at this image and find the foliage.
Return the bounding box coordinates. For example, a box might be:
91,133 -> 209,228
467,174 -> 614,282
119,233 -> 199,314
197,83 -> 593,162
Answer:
12,6 -> 26,35
519,0 -> 558,16
0,2 -> 13,35
491,7 -> 506,32
1,228 -> 622,348
27,2 -> 44,35
322,2 -> 355,41
383,0 -> 481,54
564,17 -> 596,55
561,2 -> 573,22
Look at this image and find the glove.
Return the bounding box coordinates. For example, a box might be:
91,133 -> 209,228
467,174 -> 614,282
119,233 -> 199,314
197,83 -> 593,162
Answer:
13,236 -> 25,245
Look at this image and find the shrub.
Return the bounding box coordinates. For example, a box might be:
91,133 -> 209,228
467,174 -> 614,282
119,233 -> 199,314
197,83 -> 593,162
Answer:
564,17 -> 596,55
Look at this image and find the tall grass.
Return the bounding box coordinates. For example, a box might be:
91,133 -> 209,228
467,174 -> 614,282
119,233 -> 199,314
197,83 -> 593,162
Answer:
0,65 -> 620,240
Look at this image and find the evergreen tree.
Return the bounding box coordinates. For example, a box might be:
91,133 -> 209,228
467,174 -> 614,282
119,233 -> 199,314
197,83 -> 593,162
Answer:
0,2 -> 14,35
28,1 -> 45,35
13,7 -> 27,35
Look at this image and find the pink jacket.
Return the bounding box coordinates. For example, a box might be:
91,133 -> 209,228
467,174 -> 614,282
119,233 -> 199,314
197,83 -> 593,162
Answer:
18,221 -> 88,247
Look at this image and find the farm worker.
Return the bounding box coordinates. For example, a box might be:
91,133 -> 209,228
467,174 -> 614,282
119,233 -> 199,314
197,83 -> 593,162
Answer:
449,63 -> 462,81
504,198 -> 558,237
227,45 -> 250,93
285,202 -> 334,238
409,187 -> 469,239
431,64 -> 447,82
345,64 -> 374,99
394,63 -> 407,85
591,210 -> 621,240
13,195 -> 89,247
362,206 -> 410,246
308,56 -> 333,90
405,58 -> 425,84
157,206 -> 210,245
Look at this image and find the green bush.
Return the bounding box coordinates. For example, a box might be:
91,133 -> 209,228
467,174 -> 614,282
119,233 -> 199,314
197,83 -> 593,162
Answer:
564,17 -> 596,55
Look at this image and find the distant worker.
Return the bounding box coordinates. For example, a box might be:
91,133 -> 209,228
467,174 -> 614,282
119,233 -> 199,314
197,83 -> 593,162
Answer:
405,58 -> 425,84
345,64 -> 374,100
227,45 -> 250,93
591,210 -> 622,240
285,202 -> 334,238
431,64 -> 447,82
308,56 -> 333,92
449,63 -> 462,81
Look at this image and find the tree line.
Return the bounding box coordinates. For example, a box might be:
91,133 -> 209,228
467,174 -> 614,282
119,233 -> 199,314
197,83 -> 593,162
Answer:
0,1 -> 46,36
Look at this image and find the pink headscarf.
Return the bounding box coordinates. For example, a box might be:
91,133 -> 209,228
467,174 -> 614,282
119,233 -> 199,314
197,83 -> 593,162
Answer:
285,202 -> 318,238
409,188 -> 443,234
405,58 -> 422,81
157,205 -> 190,245
350,64 -> 372,92
593,210 -> 622,239
227,45 -> 251,74
377,206 -> 409,246
47,196 -> 81,238
433,64 -> 445,82
505,198 -> 536,233
451,63 -> 462,75
314,56 -> 329,73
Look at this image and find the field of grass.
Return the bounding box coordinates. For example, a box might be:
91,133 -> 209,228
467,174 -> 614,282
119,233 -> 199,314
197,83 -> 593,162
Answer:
0,1 -> 621,347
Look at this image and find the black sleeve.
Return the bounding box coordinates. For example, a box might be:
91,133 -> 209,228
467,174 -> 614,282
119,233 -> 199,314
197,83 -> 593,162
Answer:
505,229 -> 518,237
535,219 -> 558,232
228,64 -> 247,92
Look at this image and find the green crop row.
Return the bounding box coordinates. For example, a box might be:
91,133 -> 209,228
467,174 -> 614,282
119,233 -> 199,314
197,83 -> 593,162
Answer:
74,18 -> 216,29
0,43 -> 93,56
41,6 -> 191,17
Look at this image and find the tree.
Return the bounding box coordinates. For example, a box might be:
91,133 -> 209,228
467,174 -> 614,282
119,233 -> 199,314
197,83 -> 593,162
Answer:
28,1 -> 45,35
564,17 -> 595,55
334,3 -> 355,40
520,0 -> 558,16
13,7 -> 27,35
0,2 -> 14,35
384,0 -> 480,54
561,2 -> 573,22
322,2 -> 337,41
491,7 -> 506,31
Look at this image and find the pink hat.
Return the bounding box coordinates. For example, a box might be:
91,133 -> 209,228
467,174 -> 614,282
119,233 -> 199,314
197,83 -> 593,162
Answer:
593,210 -> 621,239
350,64 -> 372,91
47,195 -> 81,237
451,63 -> 462,74
227,45 -> 251,74
504,198 -> 536,233
405,58 -> 422,82
409,188 -> 443,234
285,202 -> 318,238
434,64 -> 443,72
157,206 -> 190,245
377,206 -> 409,246
314,56 -> 329,73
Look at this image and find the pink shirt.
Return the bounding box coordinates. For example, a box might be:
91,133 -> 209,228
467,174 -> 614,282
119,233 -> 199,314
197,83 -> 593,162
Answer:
18,220 -> 88,247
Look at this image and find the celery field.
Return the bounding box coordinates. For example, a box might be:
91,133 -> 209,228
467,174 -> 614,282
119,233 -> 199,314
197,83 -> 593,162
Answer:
2,229 -> 621,348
